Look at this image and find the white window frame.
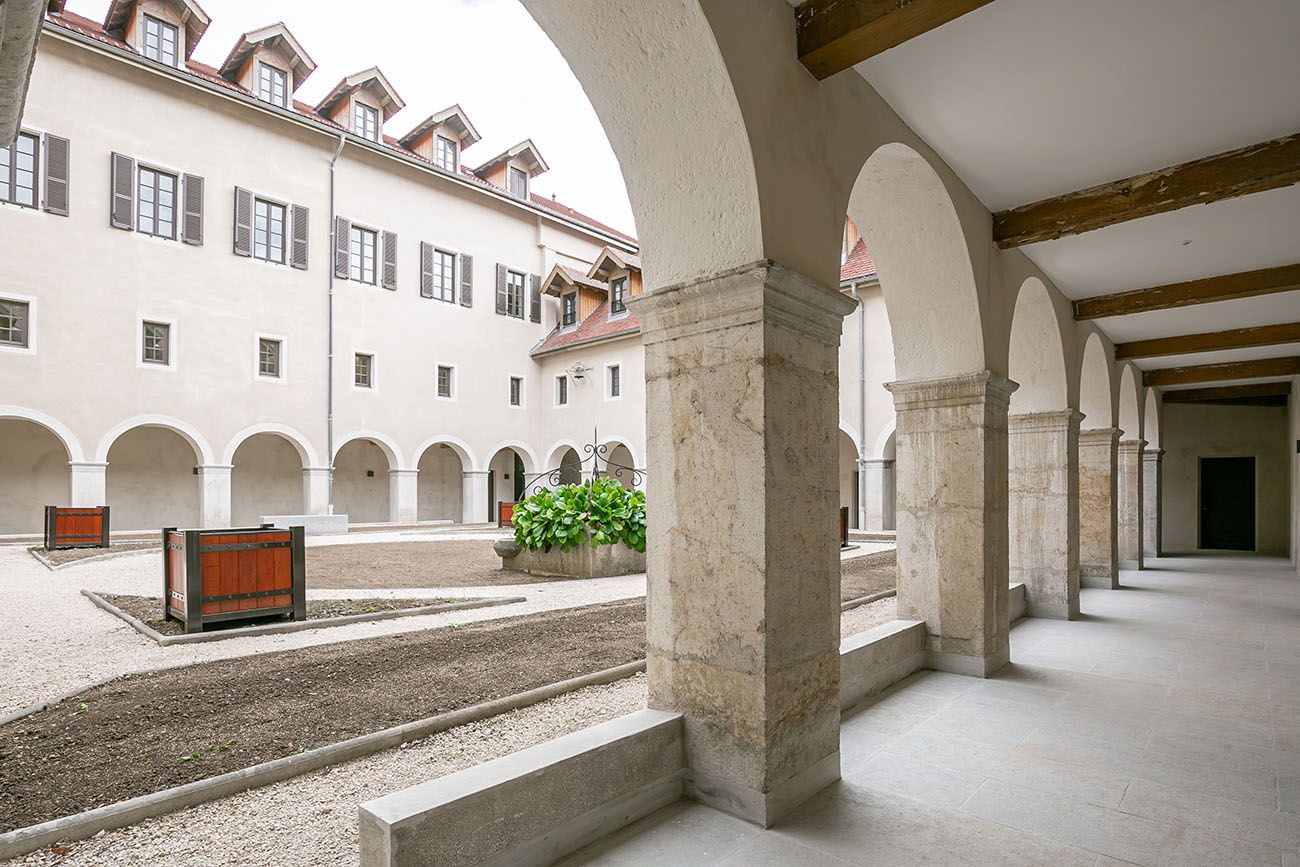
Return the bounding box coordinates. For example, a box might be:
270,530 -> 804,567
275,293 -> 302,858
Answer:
256,61 -> 290,108
349,224 -> 379,285
352,100 -> 380,142
435,363 -> 456,401
554,374 -> 569,408
353,351 -> 376,390
508,374 -> 525,409
141,13 -> 181,67
0,291 -> 36,356
505,269 -> 526,319
434,135 -> 458,172
253,195 -> 289,264
605,362 -> 623,401
136,314 -> 177,371
0,130 -> 40,210
508,165 -> 528,199
432,247 -> 457,303
254,332 -> 287,383
561,291 -> 578,330
609,275 -> 630,319
135,162 -> 180,241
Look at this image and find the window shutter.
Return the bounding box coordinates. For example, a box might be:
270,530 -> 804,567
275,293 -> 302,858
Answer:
381,230 -> 398,290
290,204 -> 309,269
110,152 -> 135,229
334,216 -> 351,279
232,187 -> 253,256
529,273 -> 542,323
181,174 -> 203,245
459,253 -> 473,308
43,134 -> 70,216
419,242 -> 434,298
495,264 -> 508,316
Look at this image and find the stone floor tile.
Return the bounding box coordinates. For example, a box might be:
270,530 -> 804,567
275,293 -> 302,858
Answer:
1118,777 -> 1300,851
1145,730 -> 1300,779
561,800 -> 759,866
1279,776 -> 1300,814
1156,826 -> 1288,867
848,750 -> 986,808
714,833 -> 857,866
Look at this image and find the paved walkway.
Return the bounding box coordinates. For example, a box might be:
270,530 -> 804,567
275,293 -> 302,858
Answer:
564,555 -> 1300,867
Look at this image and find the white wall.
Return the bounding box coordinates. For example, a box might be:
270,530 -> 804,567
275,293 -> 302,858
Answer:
0,420 -> 70,533
105,426 -> 200,530
231,433 -> 304,526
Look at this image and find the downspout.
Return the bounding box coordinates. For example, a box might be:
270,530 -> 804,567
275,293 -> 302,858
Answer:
856,282 -> 868,532
327,134 -> 346,513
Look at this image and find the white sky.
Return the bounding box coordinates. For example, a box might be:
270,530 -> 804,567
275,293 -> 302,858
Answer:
66,0 -> 638,237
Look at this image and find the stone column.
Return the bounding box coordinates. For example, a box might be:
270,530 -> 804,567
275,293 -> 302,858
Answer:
303,467 -> 331,515
462,471 -> 490,524
1142,448 -> 1163,558
632,262 -> 854,828
1008,410 -> 1081,620
861,458 -> 895,531
196,464 -> 232,528
1078,428 -> 1120,588
68,461 -> 108,507
1117,439 -> 1145,570
887,372 -> 1016,677
388,469 -> 419,524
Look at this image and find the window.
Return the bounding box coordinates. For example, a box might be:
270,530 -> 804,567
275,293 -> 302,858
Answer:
353,102 -> 379,142
253,198 -> 287,263
561,292 -> 577,328
0,299 -> 29,347
433,249 -> 456,302
142,15 -> 180,66
354,353 -> 373,388
509,376 -> 523,407
505,270 -> 526,319
0,132 -> 38,208
258,337 -> 282,378
508,166 -> 528,199
257,63 -> 289,108
610,277 -> 628,315
556,375 -> 568,406
350,226 -> 377,284
436,365 -> 454,398
142,321 -> 170,365
137,166 -> 177,239
608,364 -> 621,398
434,135 -> 457,172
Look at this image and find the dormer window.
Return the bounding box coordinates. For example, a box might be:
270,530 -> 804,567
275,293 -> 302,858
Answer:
561,292 -> 577,328
435,135 -> 458,172
610,277 -> 628,315
143,14 -> 180,67
353,102 -> 380,142
508,166 -> 528,199
257,63 -> 289,108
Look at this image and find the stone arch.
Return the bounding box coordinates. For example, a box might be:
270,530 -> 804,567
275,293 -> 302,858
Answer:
1144,389 -> 1161,450
838,429 -> 860,529
0,412 -> 75,533
230,433 -> 307,526
557,447 -> 583,486
95,415 -> 214,465
1118,364 -> 1143,441
598,436 -> 641,489
1007,277 -> 1070,413
414,439 -> 472,523
106,425 -> 202,530
0,405 -> 85,462
542,440 -> 583,477
1078,332 -> 1115,430
412,435 -> 478,473
332,429 -> 403,470
221,424 -> 319,467
486,444 -> 535,518
332,435 -> 394,524
484,439 -> 540,477
871,421 -> 896,462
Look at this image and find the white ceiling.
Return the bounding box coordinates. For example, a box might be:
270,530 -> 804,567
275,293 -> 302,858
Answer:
1160,376 -> 1294,392
1098,292 -> 1300,342
1128,342 -> 1300,372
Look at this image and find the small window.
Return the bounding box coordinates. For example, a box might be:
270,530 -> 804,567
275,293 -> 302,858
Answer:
0,298 -> 29,347
142,320 -> 170,365
433,249 -> 456,302
608,364 -> 621,398
509,376 -> 523,407
561,292 -> 577,328
610,277 -> 628,315
436,364 -> 454,398
257,63 -> 289,108
142,15 -> 180,67
137,166 -> 178,239
508,166 -> 528,199
0,132 -> 39,208
354,353 -> 373,388
556,375 -> 568,406
350,226 -> 377,284
434,135 -> 458,172
254,198 -> 287,263
353,102 -> 380,142
506,270 -> 526,319
258,337 -> 282,378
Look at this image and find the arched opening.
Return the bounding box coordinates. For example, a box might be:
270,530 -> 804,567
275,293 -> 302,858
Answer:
486,446 -> 530,524
1144,389 -> 1161,451
416,442 -> 466,522
1007,278 -> 1069,415
333,438 -> 392,524
600,441 -> 637,490
1116,364 -> 1146,568
1078,333 -> 1114,431
557,447 -> 582,486
837,430 -> 859,530
230,433 -> 306,527
1077,332 -> 1120,587
0,419 -> 71,534
1118,364 -> 1143,441
107,426 -> 200,530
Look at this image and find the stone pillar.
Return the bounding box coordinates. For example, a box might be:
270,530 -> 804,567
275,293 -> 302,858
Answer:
388,469 -> 419,524
1008,410 -> 1081,620
462,471 -> 490,525
196,464 -> 232,528
632,262 -> 854,828
861,458 -> 895,531
1142,448 -> 1163,558
303,467 -> 331,515
886,372 -> 1016,677
1078,428 -> 1120,588
68,461 -> 108,507
1117,439 -> 1145,570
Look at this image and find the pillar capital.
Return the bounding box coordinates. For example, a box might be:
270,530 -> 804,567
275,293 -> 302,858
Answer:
1117,438 -> 1148,452
1142,448 -> 1165,461
67,460 -> 109,469
461,470 -> 490,478
387,468 -> 420,477
885,370 -> 1018,411
195,463 -> 234,474
1079,426 -> 1122,446
1008,409 -> 1083,433
861,458 -> 894,468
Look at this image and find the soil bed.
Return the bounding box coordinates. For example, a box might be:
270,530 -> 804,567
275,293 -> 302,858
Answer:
100,594 -> 462,637
840,550 -> 897,602
306,540 -> 561,589
0,600 -> 644,833
30,542 -> 159,567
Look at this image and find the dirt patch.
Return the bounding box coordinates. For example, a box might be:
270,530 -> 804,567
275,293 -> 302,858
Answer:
99,594 -> 463,637
30,542 -> 159,567
841,550 -> 897,602
0,600 -> 645,832
306,540 -> 562,589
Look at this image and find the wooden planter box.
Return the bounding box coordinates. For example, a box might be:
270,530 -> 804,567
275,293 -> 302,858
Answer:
498,502 -> 515,528
163,524 -> 306,633
44,506 -> 110,550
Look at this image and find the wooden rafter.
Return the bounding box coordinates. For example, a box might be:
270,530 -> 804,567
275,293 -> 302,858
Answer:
796,0 -> 996,80
1161,382 -> 1291,406
1074,263 -> 1300,320
1115,322 -> 1300,360
993,133 -> 1300,248
1142,356 -> 1300,388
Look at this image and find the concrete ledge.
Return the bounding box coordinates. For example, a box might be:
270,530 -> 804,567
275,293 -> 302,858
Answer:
1009,582 -> 1026,622
686,749 -> 839,829
840,587 -> 896,612
927,644 -> 1010,678
1080,573 -> 1121,589
496,539 -> 645,579
839,619 -> 925,710
359,708 -> 684,867
1119,558 -> 1141,570
261,514 -> 349,535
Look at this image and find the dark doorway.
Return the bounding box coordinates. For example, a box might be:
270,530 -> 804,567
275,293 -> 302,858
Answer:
1199,457 -> 1255,550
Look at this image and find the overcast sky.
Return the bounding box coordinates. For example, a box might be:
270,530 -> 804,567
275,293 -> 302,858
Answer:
67,0 -> 638,237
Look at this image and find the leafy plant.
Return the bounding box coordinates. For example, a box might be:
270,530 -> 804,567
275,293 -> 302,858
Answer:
512,478 -> 646,553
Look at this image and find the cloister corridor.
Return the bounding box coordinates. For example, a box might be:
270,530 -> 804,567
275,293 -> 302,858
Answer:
561,555 -> 1300,867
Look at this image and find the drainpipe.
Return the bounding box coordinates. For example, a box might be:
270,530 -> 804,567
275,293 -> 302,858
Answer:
327,134 -> 346,513
856,282 -> 868,532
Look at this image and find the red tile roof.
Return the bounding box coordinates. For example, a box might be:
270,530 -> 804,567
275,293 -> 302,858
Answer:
531,300 -> 640,357
531,194 -> 637,246
840,238 -> 877,284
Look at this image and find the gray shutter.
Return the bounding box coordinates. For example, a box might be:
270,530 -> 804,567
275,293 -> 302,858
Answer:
459,253 -> 473,308
232,187 -> 253,256
290,204 -> 309,269
334,216 -> 351,279
110,152 -> 134,229
43,134 -> 70,216
381,230 -> 398,290
181,174 -> 203,245
495,264 -> 508,315
419,242 -> 434,298
529,273 -> 542,323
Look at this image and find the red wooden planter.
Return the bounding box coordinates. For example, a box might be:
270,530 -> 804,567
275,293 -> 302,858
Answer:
498,502 -> 515,528
840,506 -> 850,549
44,506 -> 110,550
163,524 -> 306,633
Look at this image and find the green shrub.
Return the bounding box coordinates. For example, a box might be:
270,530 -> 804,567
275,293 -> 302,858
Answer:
512,477 -> 646,553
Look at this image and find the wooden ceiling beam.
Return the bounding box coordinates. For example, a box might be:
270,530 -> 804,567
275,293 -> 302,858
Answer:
993,132 -> 1300,248
1161,382 -> 1291,406
1074,263 -> 1300,320
796,0 -> 996,80
1115,321 -> 1300,360
1143,356 -> 1300,387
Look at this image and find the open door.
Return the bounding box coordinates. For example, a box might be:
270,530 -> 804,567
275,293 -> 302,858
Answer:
1199,456 -> 1255,551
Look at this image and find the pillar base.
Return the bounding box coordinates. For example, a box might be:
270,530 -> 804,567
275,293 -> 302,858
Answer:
1118,559 -> 1141,570
686,750 -> 840,828
1024,599 -> 1080,620
926,645 -> 1010,679
1080,570 -> 1120,590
